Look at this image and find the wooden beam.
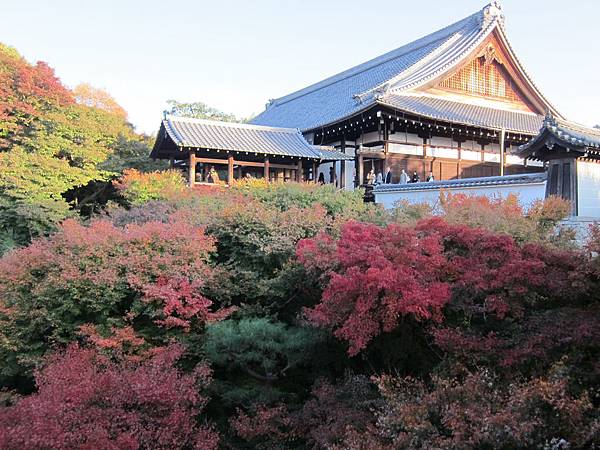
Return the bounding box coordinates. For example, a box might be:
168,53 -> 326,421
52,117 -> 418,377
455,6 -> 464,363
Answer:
195,157 -> 228,165
230,159 -> 264,167
227,155 -> 234,185
188,150 -> 196,187
269,162 -> 298,170
264,157 -> 270,180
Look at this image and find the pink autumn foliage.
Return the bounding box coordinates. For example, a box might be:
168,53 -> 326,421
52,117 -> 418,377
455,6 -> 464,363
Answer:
0,218 -> 216,293
0,344 -> 218,450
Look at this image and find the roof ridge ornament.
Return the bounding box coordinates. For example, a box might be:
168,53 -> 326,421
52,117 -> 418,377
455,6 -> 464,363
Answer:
543,111 -> 557,128
480,1 -> 504,29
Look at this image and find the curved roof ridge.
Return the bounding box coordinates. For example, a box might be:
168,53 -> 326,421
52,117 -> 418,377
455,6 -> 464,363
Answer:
547,114 -> 600,138
164,115 -> 300,133
492,21 -> 561,118
268,9 -> 482,108
382,24 -> 488,95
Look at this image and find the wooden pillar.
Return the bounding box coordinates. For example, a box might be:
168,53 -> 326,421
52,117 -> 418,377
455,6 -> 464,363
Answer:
312,161 -> 318,182
188,149 -> 196,187
423,137 -> 428,157
358,154 -> 364,186
340,137 -> 346,189
296,159 -> 302,182
227,155 -> 234,185
169,156 -> 174,168
332,161 -> 337,187
480,143 -> 485,162
499,128 -> 506,176
264,157 -> 270,180
457,141 -> 462,179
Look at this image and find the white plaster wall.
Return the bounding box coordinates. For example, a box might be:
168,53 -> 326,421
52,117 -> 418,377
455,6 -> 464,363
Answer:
526,160 -> 544,167
374,183 -> 546,210
461,150 -> 481,161
506,154 -> 525,165
577,161 -> 600,218
484,153 -> 501,163
488,142 -> 501,153
388,142 -> 423,155
428,147 -> 459,158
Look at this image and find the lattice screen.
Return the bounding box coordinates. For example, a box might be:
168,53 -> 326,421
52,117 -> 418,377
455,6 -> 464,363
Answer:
439,58 -> 521,102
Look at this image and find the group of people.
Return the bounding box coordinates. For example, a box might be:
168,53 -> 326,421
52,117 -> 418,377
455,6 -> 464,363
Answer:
367,167 -> 435,185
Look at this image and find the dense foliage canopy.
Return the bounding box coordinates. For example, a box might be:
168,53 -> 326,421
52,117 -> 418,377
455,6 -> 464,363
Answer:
0,43 -> 598,450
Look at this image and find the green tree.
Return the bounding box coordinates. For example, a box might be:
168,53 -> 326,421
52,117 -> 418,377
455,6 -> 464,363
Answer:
166,100 -> 239,122
202,318 -> 326,408
0,43 -> 157,250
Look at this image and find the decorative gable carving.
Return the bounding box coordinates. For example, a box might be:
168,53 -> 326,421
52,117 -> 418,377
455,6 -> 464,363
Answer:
435,41 -> 532,111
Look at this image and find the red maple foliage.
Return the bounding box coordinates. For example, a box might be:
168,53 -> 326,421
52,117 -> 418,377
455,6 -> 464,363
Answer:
0,45 -> 73,144
0,344 -> 218,450
298,220 -> 450,355
142,276 -> 236,331
298,217 -> 588,356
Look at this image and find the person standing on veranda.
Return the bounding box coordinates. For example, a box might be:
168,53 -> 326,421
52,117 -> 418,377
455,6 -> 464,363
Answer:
385,167 -> 392,183
400,169 -> 409,184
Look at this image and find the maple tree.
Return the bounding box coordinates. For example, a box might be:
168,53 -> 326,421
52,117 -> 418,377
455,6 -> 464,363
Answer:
73,82 -> 128,119
0,217 -> 228,388
298,220 -> 451,355
298,216 -> 590,357
0,344 -> 219,450
0,43 -> 157,251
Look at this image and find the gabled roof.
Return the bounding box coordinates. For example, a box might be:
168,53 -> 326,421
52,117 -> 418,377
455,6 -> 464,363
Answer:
251,2 -> 557,133
150,116 -> 351,161
374,172 -> 546,193
518,114 -> 600,160
379,93 -> 543,134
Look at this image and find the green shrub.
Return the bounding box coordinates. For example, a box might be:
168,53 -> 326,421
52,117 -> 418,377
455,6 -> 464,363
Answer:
114,168 -> 186,206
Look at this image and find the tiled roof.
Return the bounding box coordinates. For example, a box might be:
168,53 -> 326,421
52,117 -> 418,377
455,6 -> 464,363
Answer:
312,145 -> 354,161
153,116 -> 351,160
519,114 -> 600,160
378,94 -> 543,134
250,2 -> 555,132
374,172 -> 546,193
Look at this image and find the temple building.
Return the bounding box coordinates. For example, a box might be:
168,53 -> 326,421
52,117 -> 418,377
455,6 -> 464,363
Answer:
250,1 -> 555,188
373,114 -> 600,219
518,115 -> 600,217
151,1 -> 599,218
150,116 -> 351,186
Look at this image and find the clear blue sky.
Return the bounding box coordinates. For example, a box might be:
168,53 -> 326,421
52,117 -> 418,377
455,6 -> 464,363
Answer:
3,0 -> 599,134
